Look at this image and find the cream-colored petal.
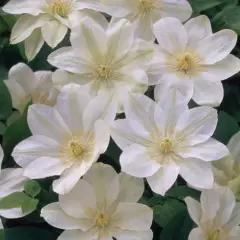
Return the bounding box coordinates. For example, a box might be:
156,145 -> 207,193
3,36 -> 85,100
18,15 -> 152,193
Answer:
27,104 -> 71,140
41,20 -> 68,48
58,230 -> 93,240
185,15 -> 212,50
2,0 -> 43,15
24,28 -> 44,61
41,203 -> 87,229
185,197 -> 202,225
153,17 -> 187,55
147,163 -> 180,196
113,203 -> 153,231
117,172 -> 144,203
83,163 -> 119,207
228,131 -> 240,162
113,230 -> 153,240
12,135 -> 59,168
59,179 -> 96,220
196,29 -> 238,64
10,14 -> 49,44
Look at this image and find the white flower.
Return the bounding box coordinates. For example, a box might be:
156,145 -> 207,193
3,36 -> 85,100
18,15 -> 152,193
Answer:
111,89 -> 229,196
48,18 -> 154,110
12,84 -> 117,194
212,131 -> 240,201
4,63 -> 59,114
41,163 -> 153,240
2,0 -> 107,61
185,186 -> 240,240
0,145 -> 29,219
99,0 -> 192,42
152,15 -> 240,107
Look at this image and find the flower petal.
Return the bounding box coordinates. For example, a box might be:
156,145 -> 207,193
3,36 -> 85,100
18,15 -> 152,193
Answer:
0,146 -> 3,169
177,138 -> 229,161
184,197 -> 201,225
27,104 -> 71,140
24,28 -> 44,61
41,203 -> 86,230
179,158 -> 213,189
117,172 -> 144,203
2,0 -> 43,15
113,230 -> 153,240
56,84 -> 91,132
185,15 -> 212,50
0,168 -> 27,198
228,131 -> 240,162
41,20 -> 68,48
153,17 -> 188,55
83,163 -> 119,207
227,203 -> 240,230
188,228 -> 205,240
10,14 -> 49,44
106,19 -> 135,62
12,135 -> 59,168
58,230 -> 93,240
176,106 -> 218,145
8,63 -> 37,93
196,29 -> 237,64
192,78 -> 224,107
59,179 -> 96,220
113,203 -> 153,231
120,144 -> 160,178
24,157 -> 68,179
147,163 -> 180,196
83,92 -> 117,132
200,189 -> 220,221
159,0 -> 192,22
48,47 -> 93,74
70,17 -> 107,62
53,151 -> 99,194
200,54 -> 240,81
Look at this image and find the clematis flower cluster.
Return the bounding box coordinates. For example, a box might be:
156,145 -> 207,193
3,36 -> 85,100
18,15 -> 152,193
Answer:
1,0 -> 240,239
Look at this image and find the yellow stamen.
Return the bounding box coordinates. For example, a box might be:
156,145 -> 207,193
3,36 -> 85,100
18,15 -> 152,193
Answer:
139,0 -> 154,13
67,139 -> 84,158
95,213 -> 109,228
46,0 -> 73,18
95,64 -> 112,80
160,139 -> 172,154
177,53 -> 195,73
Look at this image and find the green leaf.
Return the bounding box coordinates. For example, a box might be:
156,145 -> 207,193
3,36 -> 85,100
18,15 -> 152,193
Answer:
188,0 -> 229,12
3,227 -> 58,240
0,82 -> 12,120
0,192 -> 30,209
148,195 -> 165,206
21,198 -> 39,214
0,229 -> 4,240
166,186 -> 201,201
24,180 -> 41,198
160,210 -> 195,240
153,199 -> 186,228
213,111 -> 240,144
0,122 -> 5,135
3,104 -> 31,159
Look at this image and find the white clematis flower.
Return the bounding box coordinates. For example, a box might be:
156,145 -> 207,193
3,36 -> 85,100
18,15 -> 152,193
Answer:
152,15 -> 240,107
212,131 -> 240,201
2,0 -> 107,61
111,89 -> 229,195
48,18 -> 154,109
185,186 -> 240,240
12,84 -> 117,195
98,0 -> 192,42
41,163 -> 153,240
0,145 -> 29,219
4,63 -> 59,115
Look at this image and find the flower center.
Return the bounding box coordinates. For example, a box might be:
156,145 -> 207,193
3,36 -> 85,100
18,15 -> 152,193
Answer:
67,139 -> 84,158
31,91 -> 55,106
95,64 -> 112,80
160,139 -> 172,153
46,0 -> 73,18
95,213 -> 109,228
207,228 -> 227,240
177,53 -> 195,73
139,0 -> 154,13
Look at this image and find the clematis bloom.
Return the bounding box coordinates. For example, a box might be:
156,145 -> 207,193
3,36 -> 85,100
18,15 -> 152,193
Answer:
12,84 -> 117,194
41,163 -> 153,240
